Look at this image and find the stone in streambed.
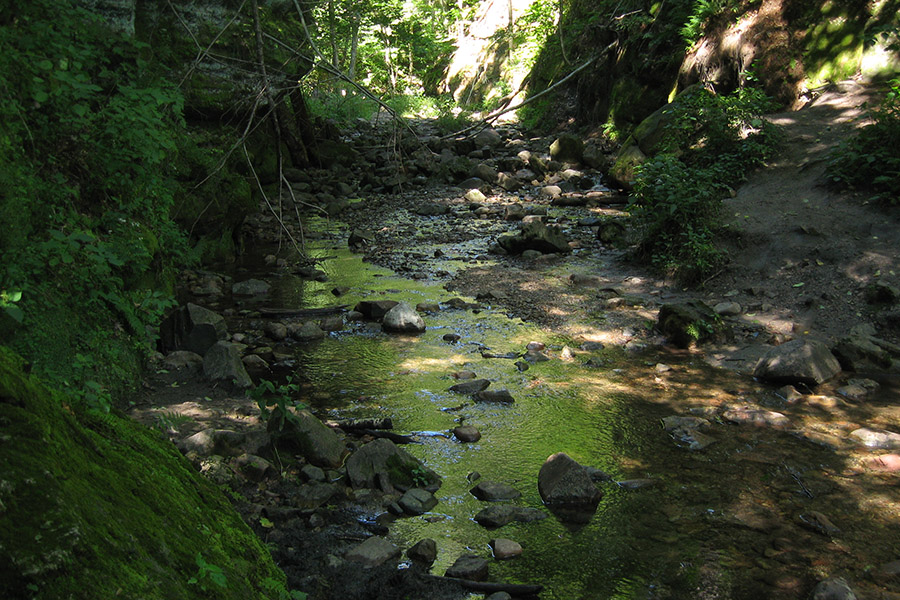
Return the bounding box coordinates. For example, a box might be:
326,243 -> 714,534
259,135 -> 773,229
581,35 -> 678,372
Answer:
470,481 -> 521,501
345,536 -> 400,568
202,341 -> 252,389
453,425 -> 482,442
382,302 -> 426,333
448,379 -> 490,394
407,539 -> 437,566
445,554 -> 489,581
489,538 -> 522,560
538,452 -> 602,507
753,339 -> 841,386
398,488 -> 438,515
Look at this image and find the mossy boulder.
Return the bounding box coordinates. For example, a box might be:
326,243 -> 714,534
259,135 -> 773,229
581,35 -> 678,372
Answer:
658,301 -> 731,348
0,347 -> 292,599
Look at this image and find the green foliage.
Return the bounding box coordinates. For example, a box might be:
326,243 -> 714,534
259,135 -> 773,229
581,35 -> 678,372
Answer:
680,0 -> 745,46
827,78 -> 900,204
306,89 -> 378,125
188,553 -> 228,592
630,86 -> 780,281
250,377 -> 308,432
0,0 -> 212,402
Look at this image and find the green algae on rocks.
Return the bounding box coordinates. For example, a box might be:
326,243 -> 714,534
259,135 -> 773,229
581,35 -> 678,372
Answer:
0,347 -> 295,600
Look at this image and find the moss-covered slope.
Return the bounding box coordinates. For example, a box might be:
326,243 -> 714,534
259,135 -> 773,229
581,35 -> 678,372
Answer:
0,347 -> 290,600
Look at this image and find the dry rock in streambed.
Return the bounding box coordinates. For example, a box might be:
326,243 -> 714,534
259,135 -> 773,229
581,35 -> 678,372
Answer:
354,300 -> 399,320
550,133 -> 584,164
445,555 -> 489,581
537,452 -> 602,508
275,410 -> 347,468
233,453 -> 274,482
474,505 -> 547,528
345,438 -> 440,490
158,302 -> 228,355
470,481 -> 521,502
721,407 -> 790,429
202,341 -> 252,388
178,428 -> 246,457
345,536 -> 401,568
495,220 -> 571,255
382,302 -> 426,333
474,389 -> 516,403
850,427 -> 900,449
832,334 -> 896,372
753,339 -> 841,386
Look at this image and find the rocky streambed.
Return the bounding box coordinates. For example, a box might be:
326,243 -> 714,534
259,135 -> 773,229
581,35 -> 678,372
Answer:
131,119 -> 900,600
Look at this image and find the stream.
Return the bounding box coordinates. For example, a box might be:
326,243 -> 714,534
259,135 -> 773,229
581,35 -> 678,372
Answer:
166,210 -> 900,600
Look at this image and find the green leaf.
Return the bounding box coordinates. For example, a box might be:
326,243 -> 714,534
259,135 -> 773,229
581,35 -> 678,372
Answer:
36,59 -> 54,70
33,90 -> 49,103
792,282 -> 805,287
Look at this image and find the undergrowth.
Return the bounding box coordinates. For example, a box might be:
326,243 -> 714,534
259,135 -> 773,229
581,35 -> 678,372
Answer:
629,85 -> 780,282
827,77 -> 900,204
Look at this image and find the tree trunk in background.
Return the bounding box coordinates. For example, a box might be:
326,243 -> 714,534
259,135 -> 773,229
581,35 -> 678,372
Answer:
349,16 -> 359,81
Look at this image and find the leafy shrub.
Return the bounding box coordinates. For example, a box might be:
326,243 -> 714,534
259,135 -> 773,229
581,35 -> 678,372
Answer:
827,78 -> 900,204
629,86 -> 780,282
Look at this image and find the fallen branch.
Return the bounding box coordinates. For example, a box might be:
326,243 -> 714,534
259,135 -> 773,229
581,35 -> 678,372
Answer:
258,306 -> 348,318
325,418 -> 394,431
422,574 -> 543,596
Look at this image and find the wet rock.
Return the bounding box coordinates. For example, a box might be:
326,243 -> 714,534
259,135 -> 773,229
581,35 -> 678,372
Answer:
407,539 -> 437,566
345,438 -> 440,490
319,315 -> 344,332
416,202 -> 449,216
474,389 -> 516,403
453,370 -> 477,380
445,555 -> 489,581
264,321 -> 287,340
178,428 -> 246,457
850,427 -> 900,449
810,577 -> 857,600
538,452 -> 602,508
382,302 -> 426,333
233,453 -> 274,482
202,341 -> 252,388
292,321 -> 326,341
453,425 -> 482,442
486,593 -> 512,600
443,333 -> 461,343
657,300 -> 729,348
496,221 -> 571,255
294,482 -> 342,510
498,172 -> 523,192
301,464 -> 326,482
550,134 -> 583,164
753,339 -> 841,386
163,350 -> 204,372
158,303 -> 228,355
722,407 -> 790,429
345,536 -> 400,568
348,229 -> 375,248
470,481 -> 521,502
490,538 -> 522,560
449,379 -> 490,394
473,163 -> 498,183
354,300 -> 399,320
276,410 -> 346,468
474,505 -> 548,528
398,488 -> 438,515
416,302 -> 440,314
232,278 -> 270,296
857,454 -> 900,472
242,354 -> 270,371
837,381 -> 874,401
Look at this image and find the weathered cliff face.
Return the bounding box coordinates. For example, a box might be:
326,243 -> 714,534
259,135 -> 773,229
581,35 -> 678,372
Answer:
525,0 -> 899,132
443,0 -> 540,109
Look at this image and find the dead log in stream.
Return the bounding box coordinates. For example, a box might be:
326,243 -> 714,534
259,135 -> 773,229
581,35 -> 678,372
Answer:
422,574 -> 543,597
259,305 -> 348,318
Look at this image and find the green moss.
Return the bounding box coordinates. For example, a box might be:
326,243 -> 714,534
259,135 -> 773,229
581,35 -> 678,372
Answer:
0,347 -> 291,599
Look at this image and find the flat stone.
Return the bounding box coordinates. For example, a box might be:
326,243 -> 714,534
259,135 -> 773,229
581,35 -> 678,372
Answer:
470,481 -> 521,502
850,427 -> 900,449
345,536 -> 400,568
398,488 -> 438,515
474,389 -> 515,403
722,407 -> 790,429
489,538 -> 523,560
474,505 -> 547,528
449,379 -> 490,394
753,339 -> 841,386
445,554 -> 489,581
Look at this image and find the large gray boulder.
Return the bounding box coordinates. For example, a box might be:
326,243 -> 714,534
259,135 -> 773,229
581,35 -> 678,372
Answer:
445,555 -> 489,581
753,339 -> 841,386
276,410 -> 346,468
345,438 -> 440,490
538,452 -> 602,507
202,341 -> 252,388
550,134 -> 584,164
158,303 -> 228,355
382,302 -> 426,334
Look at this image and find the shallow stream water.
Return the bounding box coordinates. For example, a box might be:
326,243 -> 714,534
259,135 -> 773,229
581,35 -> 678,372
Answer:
219,222 -> 899,600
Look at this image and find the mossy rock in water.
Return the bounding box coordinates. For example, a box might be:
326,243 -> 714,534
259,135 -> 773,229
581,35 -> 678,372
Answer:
0,347 -> 292,599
